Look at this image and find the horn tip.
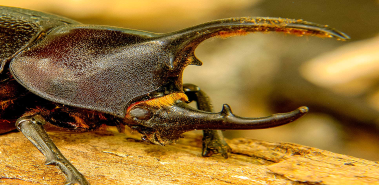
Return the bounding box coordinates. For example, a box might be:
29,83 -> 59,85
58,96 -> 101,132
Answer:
298,106 -> 309,114
332,30 -> 350,41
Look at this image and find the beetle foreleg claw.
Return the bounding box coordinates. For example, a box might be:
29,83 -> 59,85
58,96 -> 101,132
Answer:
202,130 -> 232,159
16,115 -> 89,185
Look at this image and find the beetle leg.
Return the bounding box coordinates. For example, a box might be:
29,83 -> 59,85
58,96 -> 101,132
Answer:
183,83 -> 232,158
16,114 -> 89,185
201,130 -> 231,159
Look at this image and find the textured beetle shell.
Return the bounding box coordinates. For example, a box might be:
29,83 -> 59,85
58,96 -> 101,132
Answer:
0,6 -> 185,118
0,6 -> 80,73
10,25 -> 181,118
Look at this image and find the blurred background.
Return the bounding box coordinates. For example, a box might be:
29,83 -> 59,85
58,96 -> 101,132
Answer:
2,0 -> 378,160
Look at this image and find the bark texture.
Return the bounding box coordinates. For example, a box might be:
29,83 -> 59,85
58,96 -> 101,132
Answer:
0,128 -> 378,185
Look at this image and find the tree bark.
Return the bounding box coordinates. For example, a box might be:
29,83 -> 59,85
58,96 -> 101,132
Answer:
1,128 -> 378,185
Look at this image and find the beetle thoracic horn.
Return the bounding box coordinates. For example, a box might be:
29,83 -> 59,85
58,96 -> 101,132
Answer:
149,100 -> 308,131
161,17 -> 350,69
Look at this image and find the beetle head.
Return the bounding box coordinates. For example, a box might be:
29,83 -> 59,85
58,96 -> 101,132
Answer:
124,92 -> 309,145
124,93 -> 189,144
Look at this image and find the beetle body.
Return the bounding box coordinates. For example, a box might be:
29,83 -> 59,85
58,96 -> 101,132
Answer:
10,25 -> 183,118
0,6 -> 97,133
0,6 -> 179,134
0,6 -> 349,185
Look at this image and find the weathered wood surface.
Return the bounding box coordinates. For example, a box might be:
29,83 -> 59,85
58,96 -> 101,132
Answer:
1,128 -> 378,185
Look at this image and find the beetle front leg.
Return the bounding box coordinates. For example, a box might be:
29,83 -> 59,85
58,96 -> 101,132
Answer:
183,84 -> 232,158
202,130 -> 231,158
16,114 -> 89,185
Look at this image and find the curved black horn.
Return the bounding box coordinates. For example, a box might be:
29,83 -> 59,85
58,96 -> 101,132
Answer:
151,100 -> 308,131
160,17 -> 350,69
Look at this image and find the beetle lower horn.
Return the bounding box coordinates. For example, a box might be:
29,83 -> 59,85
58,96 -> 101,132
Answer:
162,17 -> 350,69
126,96 -> 308,132
155,100 -> 308,130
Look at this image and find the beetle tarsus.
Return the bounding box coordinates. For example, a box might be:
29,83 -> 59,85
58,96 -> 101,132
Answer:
183,84 -> 232,158
202,130 -> 231,159
16,115 -> 89,185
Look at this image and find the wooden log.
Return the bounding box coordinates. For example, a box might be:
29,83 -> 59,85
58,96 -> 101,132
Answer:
1,128 -> 378,185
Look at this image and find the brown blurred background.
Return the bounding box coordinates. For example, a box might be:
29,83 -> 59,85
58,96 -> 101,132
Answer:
2,0 -> 378,160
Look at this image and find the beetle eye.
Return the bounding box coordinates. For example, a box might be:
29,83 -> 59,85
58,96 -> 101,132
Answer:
129,107 -> 152,120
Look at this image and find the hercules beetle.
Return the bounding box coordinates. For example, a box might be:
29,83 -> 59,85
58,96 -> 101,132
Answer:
0,6 -> 349,185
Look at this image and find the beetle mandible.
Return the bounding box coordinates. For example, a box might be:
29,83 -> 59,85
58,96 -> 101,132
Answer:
0,6 -> 349,185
